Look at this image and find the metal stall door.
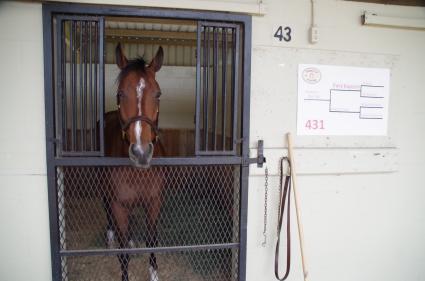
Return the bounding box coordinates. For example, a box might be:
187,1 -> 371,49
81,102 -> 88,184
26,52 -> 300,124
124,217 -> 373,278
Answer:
44,5 -> 251,281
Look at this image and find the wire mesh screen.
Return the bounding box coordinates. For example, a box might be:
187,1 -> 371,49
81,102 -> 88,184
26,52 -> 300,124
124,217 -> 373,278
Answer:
61,250 -> 238,281
56,165 -> 240,281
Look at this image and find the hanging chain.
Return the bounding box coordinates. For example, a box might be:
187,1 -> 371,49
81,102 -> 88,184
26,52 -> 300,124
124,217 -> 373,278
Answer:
261,166 -> 269,247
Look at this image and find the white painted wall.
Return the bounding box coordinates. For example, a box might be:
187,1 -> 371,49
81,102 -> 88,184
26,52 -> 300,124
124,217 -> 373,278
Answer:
0,2 -> 52,281
0,1 -> 424,281
248,1 -> 425,281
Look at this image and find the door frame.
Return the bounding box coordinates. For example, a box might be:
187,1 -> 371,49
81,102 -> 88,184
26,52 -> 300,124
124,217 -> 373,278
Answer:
42,3 -> 252,281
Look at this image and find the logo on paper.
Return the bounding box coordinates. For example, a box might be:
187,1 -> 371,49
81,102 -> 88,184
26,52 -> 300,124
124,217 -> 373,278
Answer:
302,67 -> 321,84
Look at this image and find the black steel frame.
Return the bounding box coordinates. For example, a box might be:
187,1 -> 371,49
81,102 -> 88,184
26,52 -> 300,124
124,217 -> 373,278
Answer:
43,3 -> 252,281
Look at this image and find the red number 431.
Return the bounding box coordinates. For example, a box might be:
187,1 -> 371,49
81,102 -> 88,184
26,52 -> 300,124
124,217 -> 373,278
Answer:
305,119 -> 324,130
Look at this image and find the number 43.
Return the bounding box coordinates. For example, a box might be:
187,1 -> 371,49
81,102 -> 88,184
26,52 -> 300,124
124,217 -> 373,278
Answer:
274,26 -> 292,42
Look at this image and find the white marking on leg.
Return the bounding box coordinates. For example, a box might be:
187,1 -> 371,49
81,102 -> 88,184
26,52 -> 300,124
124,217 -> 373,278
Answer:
128,239 -> 135,248
149,265 -> 159,281
106,230 -> 115,248
134,78 -> 145,152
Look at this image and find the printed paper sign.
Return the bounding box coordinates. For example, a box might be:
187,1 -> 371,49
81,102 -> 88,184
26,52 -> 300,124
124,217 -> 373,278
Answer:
297,64 -> 390,135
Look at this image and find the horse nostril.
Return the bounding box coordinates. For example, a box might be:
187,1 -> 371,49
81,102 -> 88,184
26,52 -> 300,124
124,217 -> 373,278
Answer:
128,143 -> 153,168
130,144 -> 138,155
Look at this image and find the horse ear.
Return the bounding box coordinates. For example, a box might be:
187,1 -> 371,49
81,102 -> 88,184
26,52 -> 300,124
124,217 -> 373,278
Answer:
149,46 -> 164,73
115,43 -> 128,69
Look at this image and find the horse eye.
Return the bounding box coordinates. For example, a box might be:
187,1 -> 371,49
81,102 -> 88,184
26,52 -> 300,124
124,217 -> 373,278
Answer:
116,90 -> 127,106
117,90 -> 127,98
156,92 -> 162,99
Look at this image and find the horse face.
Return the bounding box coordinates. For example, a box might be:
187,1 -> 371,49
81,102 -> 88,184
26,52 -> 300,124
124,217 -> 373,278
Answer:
116,43 -> 163,168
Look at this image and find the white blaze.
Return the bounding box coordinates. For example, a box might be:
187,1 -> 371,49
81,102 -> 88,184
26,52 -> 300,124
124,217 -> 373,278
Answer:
135,78 -> 145,151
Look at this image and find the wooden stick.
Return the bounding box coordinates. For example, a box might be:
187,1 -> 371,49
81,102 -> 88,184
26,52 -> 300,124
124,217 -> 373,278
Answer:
286,132 -> 309,281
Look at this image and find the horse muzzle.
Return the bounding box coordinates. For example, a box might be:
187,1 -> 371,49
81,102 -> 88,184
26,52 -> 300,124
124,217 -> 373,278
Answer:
129,142 -> 154,168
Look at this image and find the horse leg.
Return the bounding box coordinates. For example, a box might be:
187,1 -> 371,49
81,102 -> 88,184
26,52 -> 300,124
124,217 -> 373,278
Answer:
112,200 -> 131,281
146,198 -> 161,281
128,215 -> 135,248
102,195 -> 115,248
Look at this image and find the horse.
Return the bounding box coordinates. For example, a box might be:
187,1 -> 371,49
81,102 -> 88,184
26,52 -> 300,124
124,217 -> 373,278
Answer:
103,43 -> 164,281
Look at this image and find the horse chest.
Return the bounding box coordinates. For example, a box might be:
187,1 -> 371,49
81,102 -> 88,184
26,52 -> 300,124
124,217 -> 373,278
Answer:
111,169 -> 161,205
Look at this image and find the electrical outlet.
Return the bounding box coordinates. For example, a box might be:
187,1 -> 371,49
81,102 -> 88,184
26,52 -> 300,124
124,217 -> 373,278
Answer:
310,26 -> 319,44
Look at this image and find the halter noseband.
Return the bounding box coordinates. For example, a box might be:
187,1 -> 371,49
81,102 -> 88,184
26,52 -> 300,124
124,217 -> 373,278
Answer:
117,92 -> 160,144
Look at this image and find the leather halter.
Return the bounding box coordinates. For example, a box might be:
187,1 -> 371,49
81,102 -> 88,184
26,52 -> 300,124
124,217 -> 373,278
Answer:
116,91 -> 160,144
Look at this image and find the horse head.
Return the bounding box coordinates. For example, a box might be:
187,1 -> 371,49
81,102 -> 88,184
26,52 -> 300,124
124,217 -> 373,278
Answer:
115,43 -> 163,168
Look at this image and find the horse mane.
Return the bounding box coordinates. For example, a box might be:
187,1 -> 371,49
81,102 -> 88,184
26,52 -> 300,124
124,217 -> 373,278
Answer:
117,57 -> 147,83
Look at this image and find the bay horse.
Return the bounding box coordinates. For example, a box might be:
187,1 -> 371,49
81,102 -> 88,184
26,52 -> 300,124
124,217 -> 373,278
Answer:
103,43 -> 164,281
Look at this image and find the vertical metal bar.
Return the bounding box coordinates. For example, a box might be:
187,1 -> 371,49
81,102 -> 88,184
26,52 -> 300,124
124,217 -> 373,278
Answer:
212,27 -> 218,150
56,18 -> 64,155
239,17 -> 252,281
63,21 -> 68,152
239,164 -> 249,281
221,27 -> 227,151
204,26 -> 210,151
42,6 -> 62,281
230,28 -> 235,153
195,21 -> 202,155
93,21 -> 98,151
89,21 -> 93,151
82,21 -> 87,151
79,20 -> 84,151
98,17 -> 105,156
202,25 -> 207,151
71,20 -> 76,151
231,27 -> 240,155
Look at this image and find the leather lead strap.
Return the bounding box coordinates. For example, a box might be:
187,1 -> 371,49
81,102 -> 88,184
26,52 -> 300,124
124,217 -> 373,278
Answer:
275,157 -> 292,281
